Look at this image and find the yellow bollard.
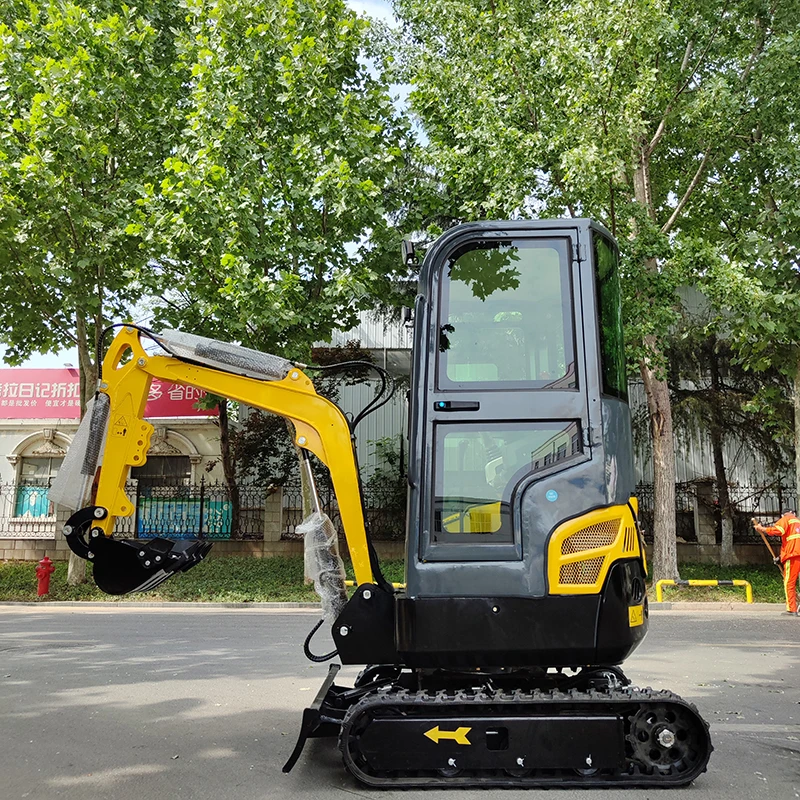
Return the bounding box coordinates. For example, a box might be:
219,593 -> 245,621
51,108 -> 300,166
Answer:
655,578 -> 753,603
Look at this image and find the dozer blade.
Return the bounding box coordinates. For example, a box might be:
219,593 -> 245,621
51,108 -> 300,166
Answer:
63,506 -> 212,595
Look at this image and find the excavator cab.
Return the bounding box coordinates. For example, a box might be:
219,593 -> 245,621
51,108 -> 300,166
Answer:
394,220 -> 644,667
50,219 -> 711,788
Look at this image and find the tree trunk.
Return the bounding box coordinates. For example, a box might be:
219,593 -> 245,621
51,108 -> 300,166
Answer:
68,308 -> 96,585
640,339 -> 679,582
75,309 -> 98,411
66,546 -> 86,586
218,400 -> 240,538
794,353 -> 800,506
710,426 -> 735,566
709,341 -> 735,566
632,148 -> 679,583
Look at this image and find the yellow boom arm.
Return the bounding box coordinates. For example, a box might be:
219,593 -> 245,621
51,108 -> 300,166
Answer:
92,328 -> 374,586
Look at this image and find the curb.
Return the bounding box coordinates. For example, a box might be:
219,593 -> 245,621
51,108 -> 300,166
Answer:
0,601 -> 322,609
649,601 -> 779,611
0,600 -> 782,611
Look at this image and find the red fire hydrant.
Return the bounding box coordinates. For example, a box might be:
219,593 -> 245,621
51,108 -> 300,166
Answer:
36,556 -> 55,597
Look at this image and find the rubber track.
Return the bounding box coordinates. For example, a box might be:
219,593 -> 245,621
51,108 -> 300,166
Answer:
339,685 -> 713,788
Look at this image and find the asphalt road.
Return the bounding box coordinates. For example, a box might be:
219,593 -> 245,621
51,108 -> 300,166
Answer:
1,605 -> 798,800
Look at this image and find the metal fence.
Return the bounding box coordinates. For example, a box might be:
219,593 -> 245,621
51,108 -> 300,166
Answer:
0,478 -> 265,540
0,480 -> 57,538
634,483 -> 698,543
635,482 -> 798,545
281,478 -> 798,545
728,483 -> 797,544
114,479 -> 265,540
3,475 -> 797,546
282,476 -> 406,540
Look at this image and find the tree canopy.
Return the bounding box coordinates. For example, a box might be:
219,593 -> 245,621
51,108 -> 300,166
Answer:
0,0 -> 184,405
391,0 -> 800,578
132,0 -> 415,360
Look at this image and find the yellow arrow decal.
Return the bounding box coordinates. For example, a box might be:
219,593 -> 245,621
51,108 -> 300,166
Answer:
424,726 -> 472,745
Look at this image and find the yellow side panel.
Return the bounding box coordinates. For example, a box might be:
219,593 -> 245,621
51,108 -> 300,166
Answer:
547,503 -> 642,595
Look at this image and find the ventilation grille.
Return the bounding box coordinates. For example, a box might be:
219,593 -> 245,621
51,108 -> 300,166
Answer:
559,557 -> 606,585
561,519 -> 621,555
623,525 -> 637,553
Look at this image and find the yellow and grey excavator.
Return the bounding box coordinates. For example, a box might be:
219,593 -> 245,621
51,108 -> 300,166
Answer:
50,219 -> 712,788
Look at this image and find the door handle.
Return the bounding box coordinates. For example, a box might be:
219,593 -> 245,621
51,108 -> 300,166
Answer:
433,401 -> 480,411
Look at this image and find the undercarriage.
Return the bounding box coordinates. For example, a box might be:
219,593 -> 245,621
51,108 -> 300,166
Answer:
286,663 -> 713,788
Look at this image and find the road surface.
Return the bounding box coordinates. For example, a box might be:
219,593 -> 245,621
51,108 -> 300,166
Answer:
1,604 -> 798,799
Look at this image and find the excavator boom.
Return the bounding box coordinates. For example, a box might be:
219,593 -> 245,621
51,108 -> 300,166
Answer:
50,326 -> 375,593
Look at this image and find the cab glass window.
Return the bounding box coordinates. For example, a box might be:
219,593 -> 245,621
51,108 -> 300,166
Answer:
593,234 -> 627,399
433,421 -> 582,544
438,239 -> 575,389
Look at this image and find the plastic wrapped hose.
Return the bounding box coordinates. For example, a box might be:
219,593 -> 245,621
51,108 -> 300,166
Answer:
49,394 -> 110,511
298,511 -> 348,624
157,329 -> 292,382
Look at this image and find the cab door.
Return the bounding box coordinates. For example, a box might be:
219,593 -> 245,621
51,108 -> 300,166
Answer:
415,225 -> 595,564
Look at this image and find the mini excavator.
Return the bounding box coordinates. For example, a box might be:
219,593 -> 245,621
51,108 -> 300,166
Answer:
50,219 -> 712,788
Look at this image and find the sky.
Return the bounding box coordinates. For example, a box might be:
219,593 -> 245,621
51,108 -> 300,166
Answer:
1,0 -> 398,372
347,0 -> 395,22
0,348 -> 80,370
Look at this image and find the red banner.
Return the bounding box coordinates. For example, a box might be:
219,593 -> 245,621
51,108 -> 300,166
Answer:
0,369 -> 216,419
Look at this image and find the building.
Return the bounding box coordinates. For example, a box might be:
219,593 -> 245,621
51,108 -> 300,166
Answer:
1,303 -> 782,564
0,366 -> 226,554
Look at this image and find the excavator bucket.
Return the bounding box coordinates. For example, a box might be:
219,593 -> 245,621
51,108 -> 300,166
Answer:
87,534 -> 213,595
62,506 -> 212,595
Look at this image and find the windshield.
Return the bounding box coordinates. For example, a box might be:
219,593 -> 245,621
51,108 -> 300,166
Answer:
437,239 -> 576,389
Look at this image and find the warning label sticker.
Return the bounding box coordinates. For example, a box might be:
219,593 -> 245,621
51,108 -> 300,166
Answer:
112,415 -> 129,437
628,604 -> 644,627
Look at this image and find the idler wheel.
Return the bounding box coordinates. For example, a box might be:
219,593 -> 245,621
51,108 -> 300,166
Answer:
627,703 -> 700,774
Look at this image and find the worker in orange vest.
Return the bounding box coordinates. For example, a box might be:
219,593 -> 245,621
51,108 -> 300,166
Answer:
753,510 -> 800,616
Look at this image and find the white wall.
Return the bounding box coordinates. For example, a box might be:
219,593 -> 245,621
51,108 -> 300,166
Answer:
0,417 -> 225,485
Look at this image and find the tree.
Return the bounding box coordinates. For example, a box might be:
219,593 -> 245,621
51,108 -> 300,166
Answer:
667,308 -> 791,564
686,9 -> 800,502
392,0 -> 794,580
0,1 -> 183,405
0,0 -> 184,583
133,0 -> 416,361
225,342 -> 378,487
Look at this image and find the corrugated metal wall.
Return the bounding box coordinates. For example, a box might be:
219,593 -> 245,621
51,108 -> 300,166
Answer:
629,380 -> 785,485
327,312 -> 414,351
337,381 -> 407,475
